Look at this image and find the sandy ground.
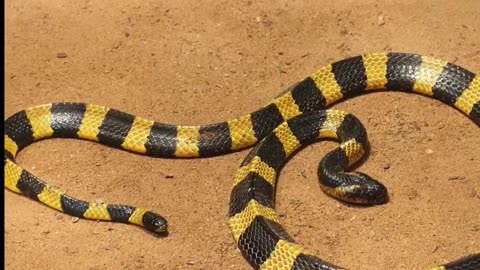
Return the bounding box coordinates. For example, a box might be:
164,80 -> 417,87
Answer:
4,1 -> 480,269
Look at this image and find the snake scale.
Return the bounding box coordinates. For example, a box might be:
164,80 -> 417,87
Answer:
4,52 -> 480,269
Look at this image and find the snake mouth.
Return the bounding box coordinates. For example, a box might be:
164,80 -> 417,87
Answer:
152,220 -> 168,235
154,224 -> 168,234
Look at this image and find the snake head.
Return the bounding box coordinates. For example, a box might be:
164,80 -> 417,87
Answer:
142,211 -> 168,235
342,172 -> 389,205
323,172 -> 389,205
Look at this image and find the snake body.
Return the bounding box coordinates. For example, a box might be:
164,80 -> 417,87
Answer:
4,52 -> 480,269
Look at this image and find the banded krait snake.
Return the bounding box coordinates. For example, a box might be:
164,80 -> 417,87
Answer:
4,53 -> 479,269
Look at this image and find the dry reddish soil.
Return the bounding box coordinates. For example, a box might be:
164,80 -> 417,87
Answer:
5,1 -> 480,270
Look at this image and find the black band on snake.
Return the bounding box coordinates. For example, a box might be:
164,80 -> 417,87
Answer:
4,52 -> 479,269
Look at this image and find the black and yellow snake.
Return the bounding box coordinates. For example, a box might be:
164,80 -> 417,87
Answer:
4,52 -> 480,269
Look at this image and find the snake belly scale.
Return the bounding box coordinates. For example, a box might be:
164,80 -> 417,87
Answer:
4,52 -> 480,269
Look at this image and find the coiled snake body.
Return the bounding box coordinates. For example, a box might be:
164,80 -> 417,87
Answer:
4,53 -> 480,269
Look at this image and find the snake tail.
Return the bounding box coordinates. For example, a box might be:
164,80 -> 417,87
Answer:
4,104 -> 168,234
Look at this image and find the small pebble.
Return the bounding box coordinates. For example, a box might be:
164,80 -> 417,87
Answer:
56,52 -> 67,58
72,217 -> 80,223
301,52 -> 311,58
377,15 -> 385,26
94,199 -> 105,204
425,149 -> 434,154
165,174 -> 174,179
112,41 -> 122,49
406,189 -> 418,200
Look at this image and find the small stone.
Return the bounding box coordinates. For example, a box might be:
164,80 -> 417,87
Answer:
187,261 -> 195,265
425,149 -> 434,154
383,163 -> 391,170
406,189 -> 418,200
165,174 -> 174,179
112,41 -> 122,49
56,52 -> 68,58
377,15 -> 385,26
94,199 -> 105,204
300,52 -> 311,58
72,217 -> 80,223
448,176 -> 465,181
104,67 -> 113,74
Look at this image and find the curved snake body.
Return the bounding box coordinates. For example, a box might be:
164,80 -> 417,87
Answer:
4,52 -> 480,269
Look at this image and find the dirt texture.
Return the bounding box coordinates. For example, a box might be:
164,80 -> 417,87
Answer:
5,1 -> 480,270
